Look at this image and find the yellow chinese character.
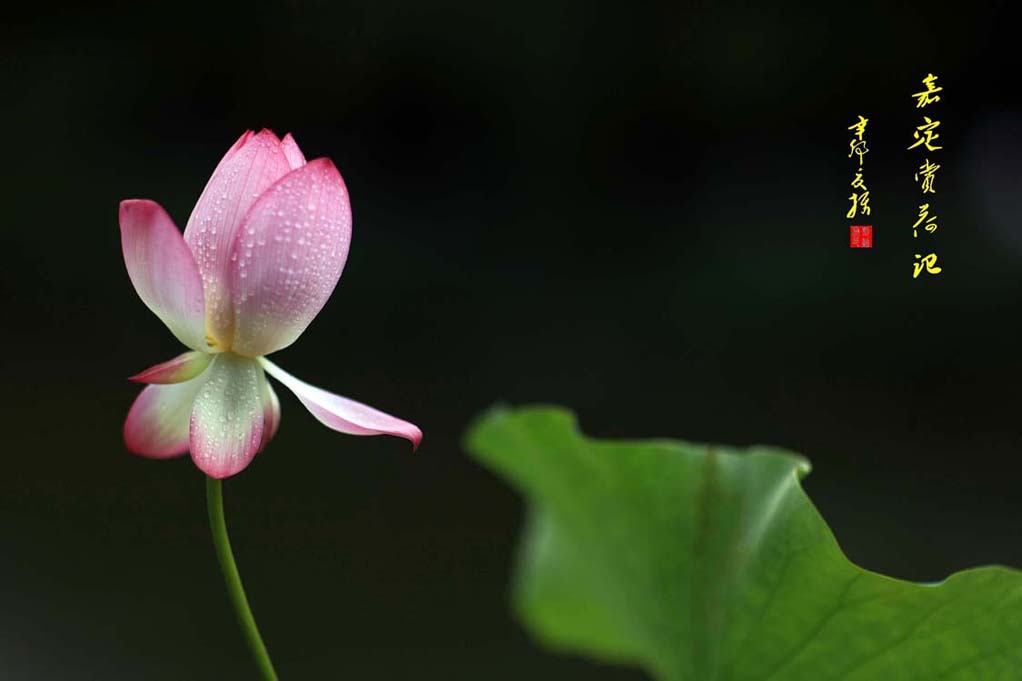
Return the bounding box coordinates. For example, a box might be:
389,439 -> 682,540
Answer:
847,173 -> 870,218
914,159 -> 940,193
848,115 -> 869,140
912,203 -> 938,237
849,139 -> 868,166
908,117 -> 943,151
847,191 -> 872,218
848,116 -> 869,166
913,253 -> 942,278
912,73 -> 942,108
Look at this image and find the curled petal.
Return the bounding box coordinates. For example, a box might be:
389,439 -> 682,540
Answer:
124,375 -> 208,459
260,357 -> 421,449
229,159 -> 352,357
184,129 -> 293,348
120,200 -> 209,351
130,351 -> 213,384
189,354 -> 265,478
281,133 -> 307,170
258,371 -> 281,452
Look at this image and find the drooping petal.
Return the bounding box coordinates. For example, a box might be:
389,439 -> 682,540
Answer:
258,371 -> 281,452
281,133 -> 307,170
260,358 -> 421,449
120,200 -> 209,351
189,353 -> 265,478
184,130 -> 293,348
130,351 -> 213,384
228,159 -> 353,357
124,375 -> 208,458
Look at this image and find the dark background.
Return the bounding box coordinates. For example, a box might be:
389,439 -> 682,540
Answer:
2,1 -> 1021,678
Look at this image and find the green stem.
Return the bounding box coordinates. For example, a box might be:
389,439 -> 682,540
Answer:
206,477 -> 279,680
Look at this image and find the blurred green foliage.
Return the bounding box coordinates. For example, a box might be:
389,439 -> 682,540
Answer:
467,406 -> 1022,680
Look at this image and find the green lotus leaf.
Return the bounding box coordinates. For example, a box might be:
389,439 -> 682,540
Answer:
466,406 -> 1022,681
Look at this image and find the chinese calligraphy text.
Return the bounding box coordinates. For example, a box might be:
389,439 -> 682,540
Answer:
909,73 -> 943,278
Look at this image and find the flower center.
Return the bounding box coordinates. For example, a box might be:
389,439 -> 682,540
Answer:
206,332 -> 226,352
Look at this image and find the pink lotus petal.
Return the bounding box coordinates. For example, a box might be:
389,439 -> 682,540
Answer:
124,375 -> 208,458
220,129 -> 255,167
190,354 -> 265,478
228,158 -> 352,357
184,129 -> 293,348
281,133 -> 307,170
259,357 -> 421,449
258,372 -> 281,452
120,200 -> 209,352
130,351 -> 213,384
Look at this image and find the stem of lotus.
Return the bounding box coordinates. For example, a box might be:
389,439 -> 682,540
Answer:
206,477 -> 279,680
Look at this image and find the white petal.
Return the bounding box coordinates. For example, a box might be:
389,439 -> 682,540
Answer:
260,357 -> 421,449
189,354 -> 265,478
124,374 -> 208,458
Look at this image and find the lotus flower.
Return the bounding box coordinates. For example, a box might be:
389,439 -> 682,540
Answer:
121,130 -> 421,478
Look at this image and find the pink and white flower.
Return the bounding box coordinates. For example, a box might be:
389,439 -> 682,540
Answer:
121,130 -> 421,478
